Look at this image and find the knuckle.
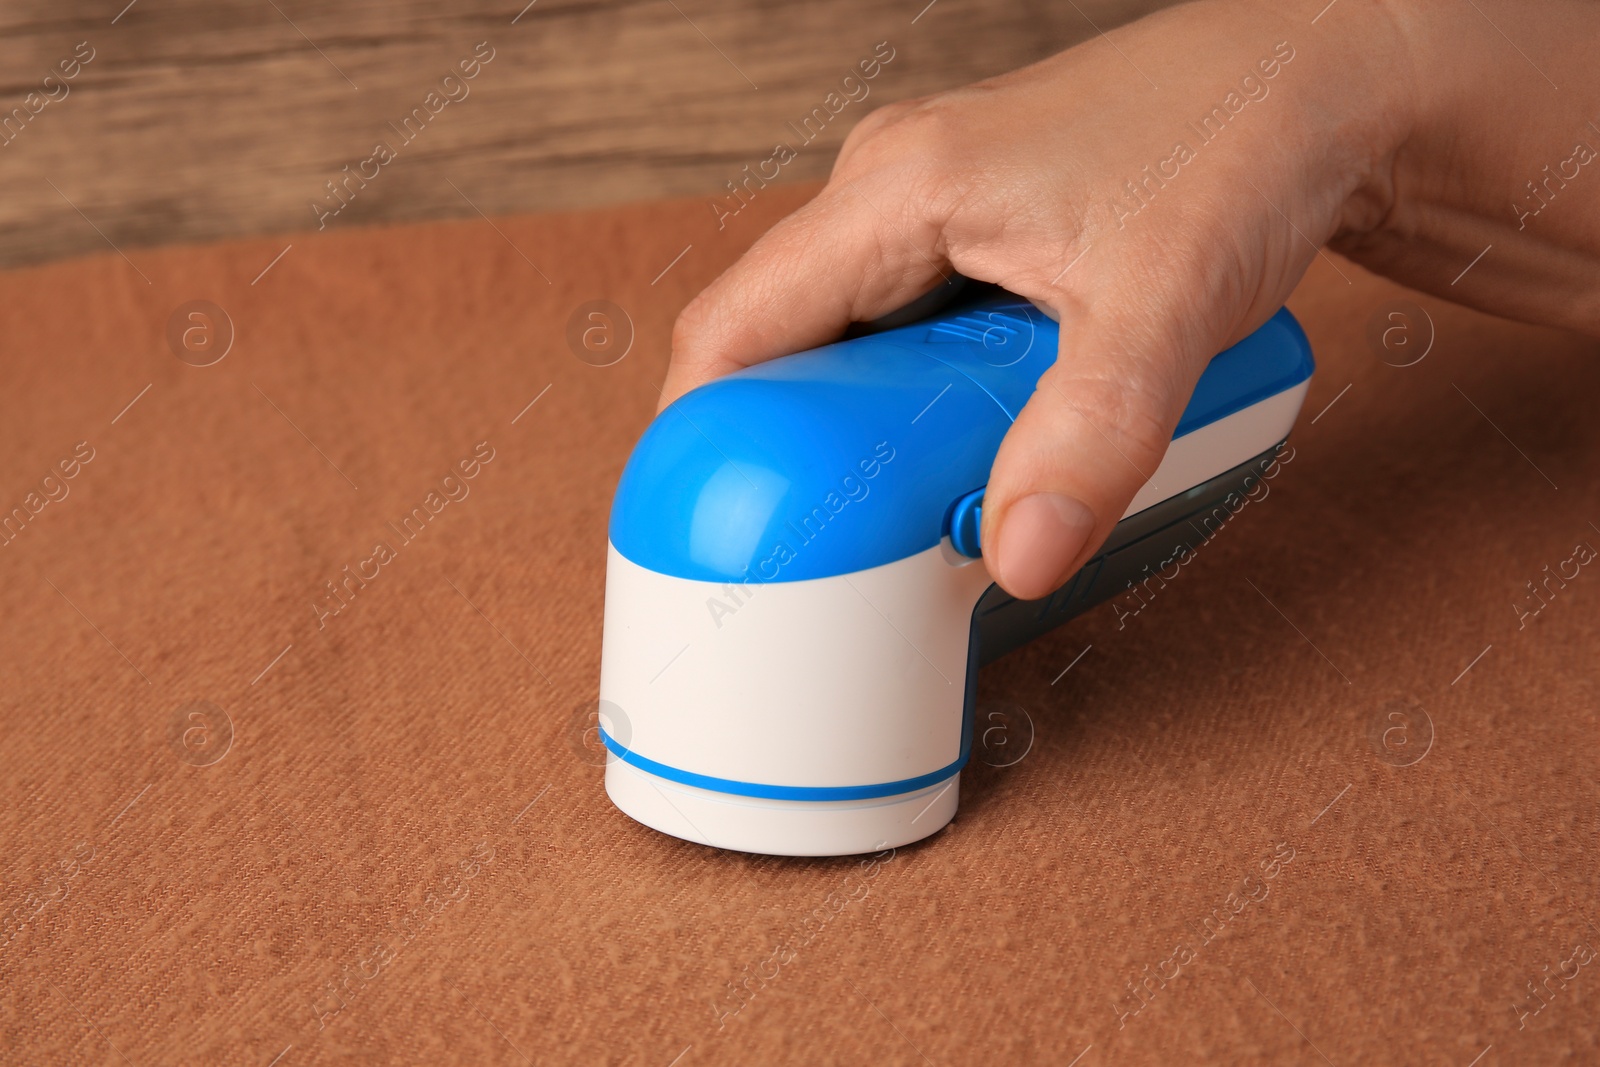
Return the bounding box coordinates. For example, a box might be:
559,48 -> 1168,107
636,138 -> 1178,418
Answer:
832,102 -> 978,244
671,290 -> 716,353
842,98 -> 919,151
836,94 -> 966,176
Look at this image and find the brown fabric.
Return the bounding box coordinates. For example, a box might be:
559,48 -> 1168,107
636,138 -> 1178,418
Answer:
2,184 -> 1598,1066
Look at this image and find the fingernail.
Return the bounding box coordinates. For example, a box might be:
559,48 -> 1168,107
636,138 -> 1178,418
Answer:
995,492 -> 1097,600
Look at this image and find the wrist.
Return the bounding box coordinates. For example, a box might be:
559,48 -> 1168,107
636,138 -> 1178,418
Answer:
1265,0 -> 1427,244
1153,0 -> 1424,247
1312,0 -> 1600,331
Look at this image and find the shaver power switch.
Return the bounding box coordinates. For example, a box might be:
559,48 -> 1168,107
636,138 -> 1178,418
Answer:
949,487 -> 986,558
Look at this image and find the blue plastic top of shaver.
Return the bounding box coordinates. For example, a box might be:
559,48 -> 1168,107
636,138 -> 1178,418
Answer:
609,292 -> 1313,583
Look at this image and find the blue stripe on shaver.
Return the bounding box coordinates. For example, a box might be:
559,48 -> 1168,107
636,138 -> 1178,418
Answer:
600,728 -> 965,802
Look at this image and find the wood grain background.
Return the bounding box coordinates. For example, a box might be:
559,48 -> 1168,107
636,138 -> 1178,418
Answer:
0,0 -> 1171,270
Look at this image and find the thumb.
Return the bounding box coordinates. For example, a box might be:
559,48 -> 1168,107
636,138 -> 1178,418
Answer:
979,309 -> 1212,601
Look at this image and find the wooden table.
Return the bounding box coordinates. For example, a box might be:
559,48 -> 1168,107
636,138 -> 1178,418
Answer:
0,0 -> 1172,271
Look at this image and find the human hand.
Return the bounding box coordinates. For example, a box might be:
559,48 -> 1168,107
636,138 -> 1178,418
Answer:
661,0 -> 1600,600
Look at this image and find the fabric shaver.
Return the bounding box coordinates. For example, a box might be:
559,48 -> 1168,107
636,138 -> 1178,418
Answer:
598,287 -> 1313,856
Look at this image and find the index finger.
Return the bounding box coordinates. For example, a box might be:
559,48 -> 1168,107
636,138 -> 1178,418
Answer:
659,180 -> 954,410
